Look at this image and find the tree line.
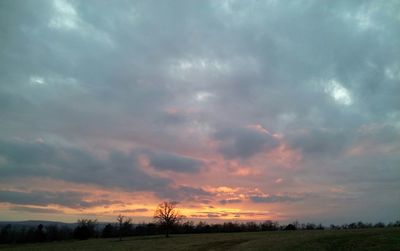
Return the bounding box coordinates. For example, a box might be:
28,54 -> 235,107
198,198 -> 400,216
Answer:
1,202 -> 399,244
2,219 -> 399,244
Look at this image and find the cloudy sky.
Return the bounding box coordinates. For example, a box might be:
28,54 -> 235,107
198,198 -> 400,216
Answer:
0,0 -> 399,224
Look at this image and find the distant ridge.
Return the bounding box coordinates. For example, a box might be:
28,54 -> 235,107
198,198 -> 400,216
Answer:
0,220 -> 125,229
0,220 -> 73,226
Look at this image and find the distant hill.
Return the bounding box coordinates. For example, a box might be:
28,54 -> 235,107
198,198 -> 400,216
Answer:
0,220 -> 114,229
0,220 -> 70,226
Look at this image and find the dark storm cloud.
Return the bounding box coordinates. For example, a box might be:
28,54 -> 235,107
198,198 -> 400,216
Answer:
146,151 -> 204,173
0,190 -> 119,209
214,127 -> 278,159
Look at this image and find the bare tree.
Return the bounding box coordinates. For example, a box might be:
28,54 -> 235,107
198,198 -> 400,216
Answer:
117,214 -> 124,241
116,214 -> 132,241
154,201 -> 183,237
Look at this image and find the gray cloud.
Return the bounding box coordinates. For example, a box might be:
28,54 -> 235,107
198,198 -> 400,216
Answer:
9,206 -> 64,214
146,151 -> 203,173
113,208 -> 148,214
289,129 -> 353,155
219,198 -> 242,205
0,140 -> 170,191
214,127 -> 279,159
192,211 -> 270,219
250,194 -> 305,204
155,185 -> 212,202
207,213 -> 220,218
0,190 -> 119,209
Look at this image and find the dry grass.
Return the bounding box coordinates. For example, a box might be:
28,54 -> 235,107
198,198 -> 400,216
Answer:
1,228 -> 399,251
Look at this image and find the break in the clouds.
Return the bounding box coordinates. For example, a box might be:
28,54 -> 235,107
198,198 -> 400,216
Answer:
0,0 -> 399,223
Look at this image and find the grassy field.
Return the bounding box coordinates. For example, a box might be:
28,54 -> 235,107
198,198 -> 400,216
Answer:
1,228 -> 399,251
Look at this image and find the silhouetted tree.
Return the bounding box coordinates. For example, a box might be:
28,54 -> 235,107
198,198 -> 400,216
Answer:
180,221 -> 195,234
261,220 -> 279,231
374,222 -> 385,228
195,221 -> 208,233
154,201 -> 183,237
35,224 -> 46,242
73,219 -> 97,240
121,218 -> 133,237
387,220 -> 400,227
117,215 -> 124,241
102,224 -> 115,238
284,224 -> 297,230
45,225 -> 59,241
245,221 -> 259,232
115,215 -> 133,240
0,224 -> 12,243
1,218 -> 398,244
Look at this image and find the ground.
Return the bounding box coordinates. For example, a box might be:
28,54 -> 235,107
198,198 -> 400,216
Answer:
1,228 -> 399,251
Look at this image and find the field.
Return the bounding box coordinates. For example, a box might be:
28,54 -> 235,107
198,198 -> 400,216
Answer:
1,228 -> 399,251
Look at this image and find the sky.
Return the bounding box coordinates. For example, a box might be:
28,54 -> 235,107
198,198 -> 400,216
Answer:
0,0 -> 399,224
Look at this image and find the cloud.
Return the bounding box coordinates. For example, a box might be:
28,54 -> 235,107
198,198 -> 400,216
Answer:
0,0 -> 399,223
146,151 -> 204,173
0,140 -> 170,191
0,190 -> 119,209
250,194 -> 305,203
219,198 -> 242,205
192,210 -> 270,219
288,129 -> 353,156
9,206 -> 64,214
155,185 -> 212,202
113,208 -> 149,214
214,127 -> 279,159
